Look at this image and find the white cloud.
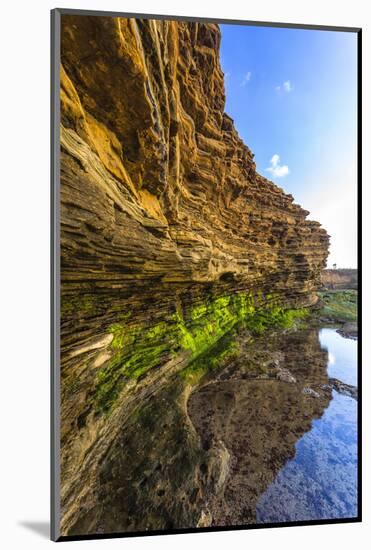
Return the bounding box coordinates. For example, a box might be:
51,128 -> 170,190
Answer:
241,71 -> 252,86
283,80 -> 293,92
276,80 -> 293,93
266,154 -> 290,178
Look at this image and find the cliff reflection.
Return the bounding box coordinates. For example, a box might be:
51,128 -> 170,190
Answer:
188,328 -> 332,526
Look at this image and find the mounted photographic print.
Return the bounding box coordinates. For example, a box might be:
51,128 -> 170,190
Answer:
51,8 -> 361,541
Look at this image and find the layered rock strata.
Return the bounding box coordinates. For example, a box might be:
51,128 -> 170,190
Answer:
59,14 -> 329,535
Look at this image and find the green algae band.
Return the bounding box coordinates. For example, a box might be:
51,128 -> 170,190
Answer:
94,292 -> 308,413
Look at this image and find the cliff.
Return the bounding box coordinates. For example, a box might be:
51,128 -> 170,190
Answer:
321,269 -> 357,290
58,15 -> 329,535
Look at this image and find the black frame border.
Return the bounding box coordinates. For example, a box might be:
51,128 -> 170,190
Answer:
51,7 -> 362,542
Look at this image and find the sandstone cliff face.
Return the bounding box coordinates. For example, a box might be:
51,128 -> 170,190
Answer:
58,15 -> 329,535
60,15 -> 328,296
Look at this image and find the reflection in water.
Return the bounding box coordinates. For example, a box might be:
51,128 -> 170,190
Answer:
68,326 -> 357,534
256,328 -> 358,523
187,328 -> 333,526
256,392 -> 357,522
319,328 -> 357,385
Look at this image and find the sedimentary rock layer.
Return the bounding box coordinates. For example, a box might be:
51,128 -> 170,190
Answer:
60,15 -> 328,301
58,14 -> 329,535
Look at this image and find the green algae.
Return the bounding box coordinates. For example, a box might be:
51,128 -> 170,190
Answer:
95,320 -> 171,413
94,291 -> 310,414
179,330 -> 238,385
244,304 -> 308,334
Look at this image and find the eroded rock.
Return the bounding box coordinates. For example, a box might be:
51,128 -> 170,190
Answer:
58,15 -> 330,536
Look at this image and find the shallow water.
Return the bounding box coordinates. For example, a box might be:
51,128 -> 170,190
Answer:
319,327 -> 357,386
256,327 -> 358,523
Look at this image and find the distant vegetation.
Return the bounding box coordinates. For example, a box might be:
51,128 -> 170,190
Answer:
317,290 -> 357,323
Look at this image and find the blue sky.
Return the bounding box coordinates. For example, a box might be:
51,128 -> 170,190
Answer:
220,24 -> 358,268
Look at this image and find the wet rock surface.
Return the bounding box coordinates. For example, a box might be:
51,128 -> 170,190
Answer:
329,378 -> 357,400
337,322 -> 358,340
